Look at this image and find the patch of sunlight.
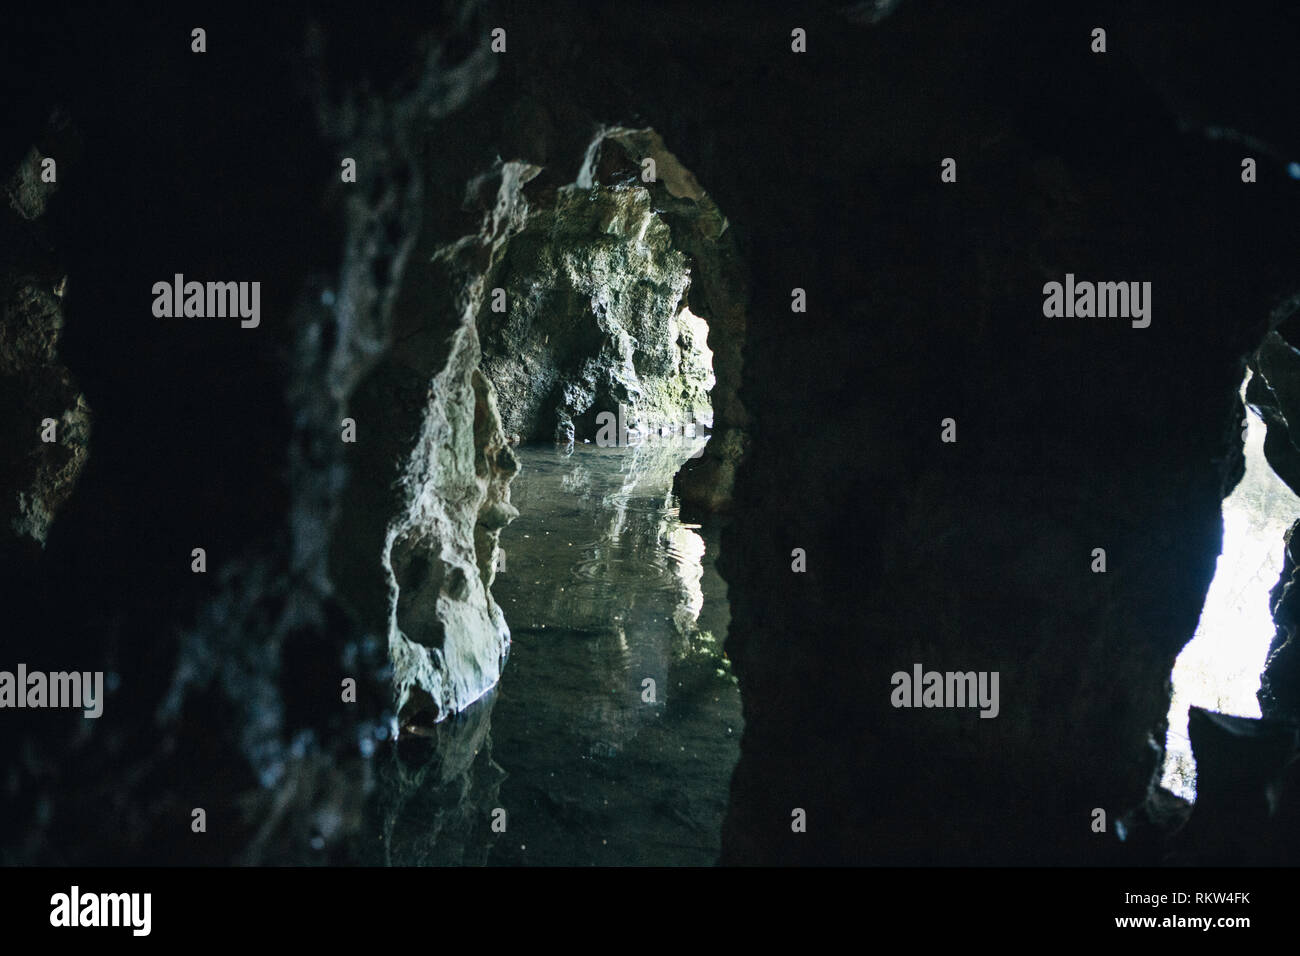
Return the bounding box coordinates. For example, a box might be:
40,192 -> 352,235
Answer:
1161,370 -> 1300,801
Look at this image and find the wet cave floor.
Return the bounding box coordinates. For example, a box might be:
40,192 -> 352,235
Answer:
372,440 -> 743,865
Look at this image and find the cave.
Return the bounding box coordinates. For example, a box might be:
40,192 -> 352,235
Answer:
4,1 -> 1300,891
375,130 -> 747,863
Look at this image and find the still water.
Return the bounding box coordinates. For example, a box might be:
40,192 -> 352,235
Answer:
374,439 -> 742,865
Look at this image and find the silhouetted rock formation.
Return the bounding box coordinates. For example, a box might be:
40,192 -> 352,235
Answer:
1165,708 -> 1299,865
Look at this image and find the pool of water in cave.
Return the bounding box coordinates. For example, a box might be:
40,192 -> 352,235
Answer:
375,439 -> 742,865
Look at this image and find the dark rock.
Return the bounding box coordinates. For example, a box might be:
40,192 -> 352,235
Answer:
1260,520 -> 1300,722
1165,708 -> 1298,865
1249,332 -> 1300,496
0,115 -> 90,557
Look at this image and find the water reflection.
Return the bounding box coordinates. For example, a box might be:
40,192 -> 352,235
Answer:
374,440 -> 741,865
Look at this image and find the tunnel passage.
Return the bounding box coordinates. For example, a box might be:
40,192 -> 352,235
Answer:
372,130 -> 749,861
476,127 -> 750,511
377,128 -> 750,731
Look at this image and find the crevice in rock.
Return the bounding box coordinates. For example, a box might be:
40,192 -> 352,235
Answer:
1149,317 -> 1300,863
1159,368 -> 1300,804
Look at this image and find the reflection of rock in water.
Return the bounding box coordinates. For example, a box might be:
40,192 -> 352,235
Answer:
512,622 -> 641,758
500,439 -> 711,752
376,689 -> 505,866
371,439 -> 742,865
506,438 -> 708,631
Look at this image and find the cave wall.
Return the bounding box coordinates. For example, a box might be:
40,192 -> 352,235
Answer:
576,128 -> 751,513
4,1 -> 1300,866
480,174 -> 699,444
701,2 -> 1300,865
1248,331 -> 1300,728
0,115 -> 90,558
0,4 -> 511,864
485,0 -> 1300,864
361,161 -> 531,725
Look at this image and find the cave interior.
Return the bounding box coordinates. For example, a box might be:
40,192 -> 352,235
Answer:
2,1 -> 1300,867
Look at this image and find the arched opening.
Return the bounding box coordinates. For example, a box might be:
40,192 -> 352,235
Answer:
378,127 -> 749,864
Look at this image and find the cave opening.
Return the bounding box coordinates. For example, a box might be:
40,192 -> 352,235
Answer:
377,127 -> 749,864
1160,369 -> 1300,802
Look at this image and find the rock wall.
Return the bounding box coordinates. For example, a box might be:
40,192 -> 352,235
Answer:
1249,332 -> 1300,727
371,162 -> 533,724
0,5 -> 510,864
476,130 -> 721,448
706,2 -> 1300,865
0,115 -> 90,556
